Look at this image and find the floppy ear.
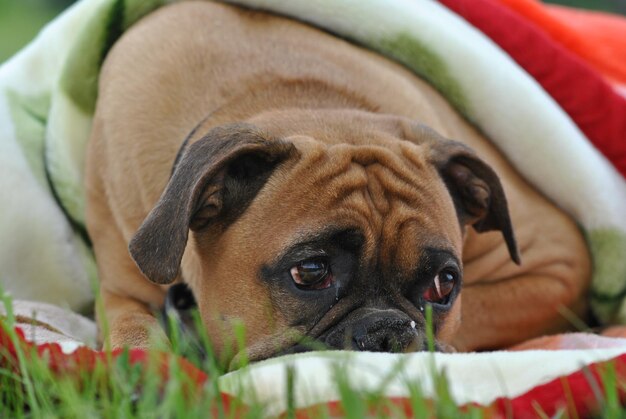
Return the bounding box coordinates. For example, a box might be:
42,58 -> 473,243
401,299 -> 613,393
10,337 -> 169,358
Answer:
129,123 -> 296,284
428,137 -> 521,265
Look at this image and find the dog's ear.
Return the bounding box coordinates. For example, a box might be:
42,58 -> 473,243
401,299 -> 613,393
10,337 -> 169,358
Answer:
428,136 -> 521,265
129,123 -> 296,284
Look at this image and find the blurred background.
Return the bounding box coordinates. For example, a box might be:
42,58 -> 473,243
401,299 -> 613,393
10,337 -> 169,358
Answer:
1,0 -> 625,63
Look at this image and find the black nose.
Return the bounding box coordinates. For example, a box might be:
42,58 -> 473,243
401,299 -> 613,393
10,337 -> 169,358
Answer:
350,312 -> 418,353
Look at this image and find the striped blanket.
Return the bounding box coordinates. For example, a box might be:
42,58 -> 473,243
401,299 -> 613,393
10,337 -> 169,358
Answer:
2,0 -> 626,416
1,0 -> 625,321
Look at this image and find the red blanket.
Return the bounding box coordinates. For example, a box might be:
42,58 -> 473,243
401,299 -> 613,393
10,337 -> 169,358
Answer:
497,0 -> 626,87
441,0 -> 626,179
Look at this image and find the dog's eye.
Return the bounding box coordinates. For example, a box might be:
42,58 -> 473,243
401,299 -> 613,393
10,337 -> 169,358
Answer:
422,269 -> 457,305
290,259 -> 332,290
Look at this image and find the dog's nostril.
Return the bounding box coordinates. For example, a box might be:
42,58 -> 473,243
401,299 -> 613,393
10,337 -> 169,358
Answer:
352,327 -> 413,352
381,336 -> 392,352
381,335 -> 404,353
351,329 -> 369,351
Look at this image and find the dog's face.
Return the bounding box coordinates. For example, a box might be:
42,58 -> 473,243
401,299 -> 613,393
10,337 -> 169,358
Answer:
129,109 -> 518,363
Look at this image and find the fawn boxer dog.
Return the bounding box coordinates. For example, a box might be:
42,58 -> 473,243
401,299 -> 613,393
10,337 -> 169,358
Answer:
85,1 -> 591,363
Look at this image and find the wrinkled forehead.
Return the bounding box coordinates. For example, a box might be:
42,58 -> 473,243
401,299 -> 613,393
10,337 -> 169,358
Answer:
235,140 -> 464,271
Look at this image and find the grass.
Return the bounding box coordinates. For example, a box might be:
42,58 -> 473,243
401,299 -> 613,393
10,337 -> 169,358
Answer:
0,294 -> 472,418
0,293 -> 251,418
1,292 -> 625,418
0,1 -> 70,63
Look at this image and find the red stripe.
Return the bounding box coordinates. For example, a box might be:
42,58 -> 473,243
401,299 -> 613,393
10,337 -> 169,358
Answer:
489,353 -> 626,417
0,323 -> 245,416
4,322 -> 626,417
440,0 -> 626,179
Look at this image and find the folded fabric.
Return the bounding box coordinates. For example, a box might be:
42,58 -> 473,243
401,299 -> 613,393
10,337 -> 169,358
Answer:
441,0 -> 626,180
494,0 -> 626,88
220,348 -> 626,417
0,299 -> 97,348
3,314 -> 626,418
0,0 -> 625,323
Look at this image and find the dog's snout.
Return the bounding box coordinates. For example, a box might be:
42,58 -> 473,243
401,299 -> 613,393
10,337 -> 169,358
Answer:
323,309 -> 421,353
351,314 -> 417,352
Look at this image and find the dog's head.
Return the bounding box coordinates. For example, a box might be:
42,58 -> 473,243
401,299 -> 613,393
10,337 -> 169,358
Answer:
129,109 -> 519,364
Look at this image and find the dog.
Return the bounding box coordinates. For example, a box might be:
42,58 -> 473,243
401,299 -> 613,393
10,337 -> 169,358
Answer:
85,1 -> 591,364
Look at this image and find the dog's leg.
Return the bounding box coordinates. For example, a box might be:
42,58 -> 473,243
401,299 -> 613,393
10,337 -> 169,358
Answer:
453,273 -> 588,351
453,224 -> 592,351
89,216 -> 168,349
99,290 -> 168,349
86,142 -> 168,349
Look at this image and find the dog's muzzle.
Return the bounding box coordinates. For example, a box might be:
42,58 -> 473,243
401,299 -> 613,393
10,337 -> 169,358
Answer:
163,285 -> 439,361
320,307 -> 423,353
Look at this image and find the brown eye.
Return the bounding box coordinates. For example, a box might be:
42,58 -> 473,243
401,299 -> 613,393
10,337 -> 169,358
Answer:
290,259 -> 332,290
422,269 -> 456,305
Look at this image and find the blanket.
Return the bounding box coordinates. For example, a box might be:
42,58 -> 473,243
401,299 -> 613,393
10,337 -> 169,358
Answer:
1,0 -> 625,323
496,0 -> 626,89
443,0 -> 626,180
3,305 -> 626,417
1,0 -> 626,415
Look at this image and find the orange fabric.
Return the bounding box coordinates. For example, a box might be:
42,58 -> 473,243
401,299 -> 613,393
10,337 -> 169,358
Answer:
495,0 -> 626,86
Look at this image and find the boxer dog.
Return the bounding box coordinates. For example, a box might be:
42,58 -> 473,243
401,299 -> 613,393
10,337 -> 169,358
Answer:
85,2 -> 591,364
